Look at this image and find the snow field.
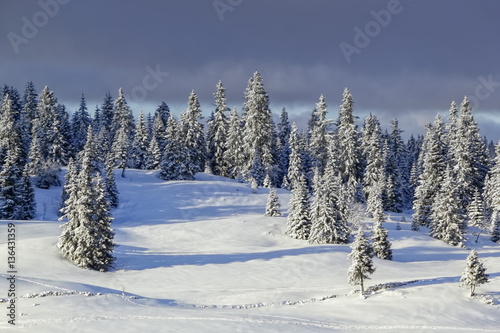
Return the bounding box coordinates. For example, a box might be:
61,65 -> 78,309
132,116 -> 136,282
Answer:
0,169 -> 499,332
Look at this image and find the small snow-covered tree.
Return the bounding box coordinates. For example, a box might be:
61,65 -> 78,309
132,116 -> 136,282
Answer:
372,221 -> 392,260
348,227 -> 376,295
460,250 -> 489,297
265,188 -> 281,217
286,174 -> 310,240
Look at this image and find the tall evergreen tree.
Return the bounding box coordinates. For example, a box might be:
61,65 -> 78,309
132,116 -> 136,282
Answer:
152,101 -> 170,150
467,188 -> 487,242
430,166 -> 466,247
336,88 -> 360,198
286,174 -> 310,240
100,91 -> 114,135
179,90 -> 206,174
308,95 -> 330,175
14,165 -> 36,220
58,130 -> 115,271
412,115 -> 447,228
287,123 -> 305,189
130,111 -> 149,169
276,107 -> 292,187
71,94 -> 92,154
207,81 -> 229,176
385,118 -> 409,212
484,141 -> 500,243
348,227 -> 375,295
104,156 -> 119,209
223,108 -> 245,179
242,71 -> 276,179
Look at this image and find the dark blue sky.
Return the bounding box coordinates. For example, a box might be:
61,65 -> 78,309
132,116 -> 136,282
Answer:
1,0 -> 500,139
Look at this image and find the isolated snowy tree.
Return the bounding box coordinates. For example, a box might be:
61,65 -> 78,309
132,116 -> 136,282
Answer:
59,132 -> 115,271
460,250 -> 489,297
348,228 -> 376,295
430,166 -> 466,247
372,221 -> 392,260
286,174 -> 310,240
265,188 -> 282,217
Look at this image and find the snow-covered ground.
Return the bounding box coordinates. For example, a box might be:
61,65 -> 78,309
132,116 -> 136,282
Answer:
1,169 -> 499,332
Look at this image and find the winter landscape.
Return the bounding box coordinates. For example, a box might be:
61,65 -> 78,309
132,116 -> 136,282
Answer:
0,75 -> 499,332
2,1 -> 500,332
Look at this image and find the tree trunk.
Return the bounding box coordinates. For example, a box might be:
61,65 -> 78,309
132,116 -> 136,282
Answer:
360,276 -> 365,295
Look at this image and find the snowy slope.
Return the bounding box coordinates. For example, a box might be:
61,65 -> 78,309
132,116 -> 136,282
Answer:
1,169 -> 499,332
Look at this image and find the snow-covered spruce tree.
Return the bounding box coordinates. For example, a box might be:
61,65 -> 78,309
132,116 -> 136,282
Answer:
151,101 -> 170,150
21,81 -> 38,144
406,134 -> 423,201
308,95 -> 331,175
412,115 -> 447,228
71,94 -> 92,154
104,156 -> 119,209
485,140 -> 500,243
223,108 -> 246,179
179,90 -> 206,175
159,115 -> 193,181
145,135 -> 162,170
14,165 -> 36,220
287,123 -> 305,189
430,166 -> 466,247
110,88 -> 135,173
336,88 -> 360,199
372,221 -> 392,260
249,150 -> 265,187
385,118 -> 409,212
59,158 -> 77,216
242,71 -> 277,180
99,91 -> 114,136
309,165 -> 350,244
129,111 -> 149,170
276,107 -> 292,187
362,114 -> 386,219
460,250 -> 489,297
348,227 -> 376,295
207,80 -> 229,176
30,86 -> 63,187
447,97 -> 489,215
265,188 -> 282,217
286,174 -> 311,240
58,132 -> 115,271
467,189 -> 487,242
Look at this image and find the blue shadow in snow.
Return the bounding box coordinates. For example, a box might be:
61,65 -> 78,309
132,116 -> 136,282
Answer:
113,245 -> 348,271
